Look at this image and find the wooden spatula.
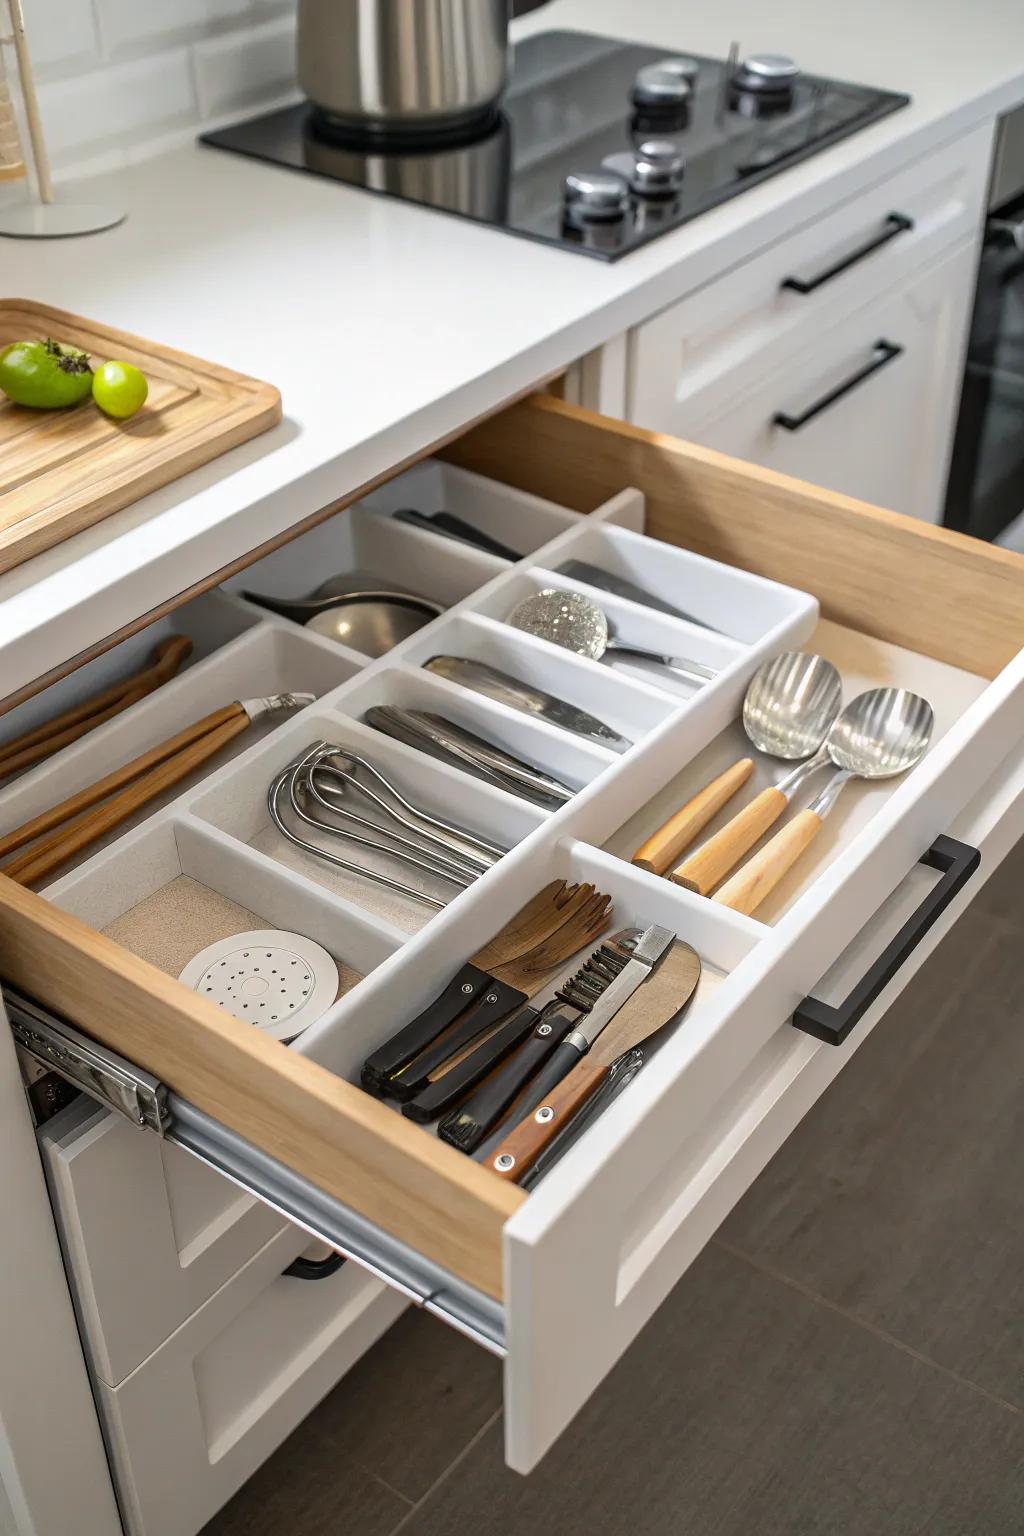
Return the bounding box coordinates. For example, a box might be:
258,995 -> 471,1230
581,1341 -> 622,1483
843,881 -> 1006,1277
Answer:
360,879 -> 598,1092
488,940 -> 701,1184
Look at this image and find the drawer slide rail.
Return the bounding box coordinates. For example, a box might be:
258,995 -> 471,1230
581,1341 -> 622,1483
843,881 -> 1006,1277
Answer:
3,986 -> 505,1356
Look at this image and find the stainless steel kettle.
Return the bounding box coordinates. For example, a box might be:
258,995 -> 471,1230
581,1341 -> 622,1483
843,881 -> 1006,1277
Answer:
297,0 -> 512,139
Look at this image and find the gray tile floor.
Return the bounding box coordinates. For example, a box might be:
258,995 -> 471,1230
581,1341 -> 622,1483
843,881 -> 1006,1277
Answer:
203,842 -> 1024,1536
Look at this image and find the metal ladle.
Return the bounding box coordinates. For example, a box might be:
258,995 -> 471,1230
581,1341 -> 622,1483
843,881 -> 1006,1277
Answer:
672,651 -> 843,895
507,588 -> 717,687
712,687 -> 934,916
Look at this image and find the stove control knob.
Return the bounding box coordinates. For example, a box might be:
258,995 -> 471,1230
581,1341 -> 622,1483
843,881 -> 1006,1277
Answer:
563,169 -> 630,225
735,53 -> 799,90
632,57 -> 700,109
630,140 -> 684,197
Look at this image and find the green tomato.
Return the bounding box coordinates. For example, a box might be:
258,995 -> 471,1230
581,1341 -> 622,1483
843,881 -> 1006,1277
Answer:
92,359 -> 148,420
0,338 -> 94,408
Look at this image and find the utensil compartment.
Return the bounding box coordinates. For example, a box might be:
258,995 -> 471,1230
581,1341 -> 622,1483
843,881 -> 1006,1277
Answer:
602,618 -> 992,923
1,393 -> 1021,1481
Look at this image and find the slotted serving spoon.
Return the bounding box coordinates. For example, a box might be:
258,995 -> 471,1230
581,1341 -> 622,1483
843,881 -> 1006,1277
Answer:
713,687 -> 934,916
508,589 -> 717,687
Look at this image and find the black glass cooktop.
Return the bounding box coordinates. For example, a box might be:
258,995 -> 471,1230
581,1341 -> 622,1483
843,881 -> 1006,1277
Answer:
201,31 -> 909,262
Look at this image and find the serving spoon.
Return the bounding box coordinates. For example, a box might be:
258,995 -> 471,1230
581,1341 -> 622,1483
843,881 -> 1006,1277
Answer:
712,687 -> 934,916
508,588 -> 716,687
671,651 -> 842,895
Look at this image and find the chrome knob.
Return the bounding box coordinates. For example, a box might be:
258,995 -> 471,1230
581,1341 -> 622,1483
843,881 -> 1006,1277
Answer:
735,53 -> 799,90
630,140 -> 684,197
632,57 -> 699,109
563,169 -> 630,225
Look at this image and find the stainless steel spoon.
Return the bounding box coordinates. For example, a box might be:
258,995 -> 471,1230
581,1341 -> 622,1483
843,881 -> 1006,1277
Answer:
672,651 -> 842,895
507,588 -> 717,687
713,687 -> 934,916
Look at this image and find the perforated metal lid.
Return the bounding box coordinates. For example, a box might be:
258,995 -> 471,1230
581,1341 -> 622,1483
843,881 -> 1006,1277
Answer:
178,931 -> 339,1043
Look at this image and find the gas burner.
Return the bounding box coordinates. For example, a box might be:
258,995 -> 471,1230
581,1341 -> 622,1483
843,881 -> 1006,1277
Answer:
562,169 -> 630,228
730,53 -> 800,116
203,31 -> 910,262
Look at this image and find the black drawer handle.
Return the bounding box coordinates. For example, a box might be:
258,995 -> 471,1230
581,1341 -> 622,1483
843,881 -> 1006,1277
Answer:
793,835 -> 981,1047
781,212 -> 914,294
773,339 -> 903,432
282,1250 -> 346,1280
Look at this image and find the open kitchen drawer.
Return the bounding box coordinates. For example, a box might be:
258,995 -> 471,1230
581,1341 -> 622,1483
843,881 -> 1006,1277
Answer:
1,396 -> 1022,1475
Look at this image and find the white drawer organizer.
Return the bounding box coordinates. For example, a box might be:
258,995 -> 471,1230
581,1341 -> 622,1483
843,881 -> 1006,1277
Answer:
3,396 -> 1022,1491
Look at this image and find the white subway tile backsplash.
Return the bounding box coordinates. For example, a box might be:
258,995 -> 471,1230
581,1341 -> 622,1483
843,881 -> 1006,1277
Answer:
193,15 -> 297,117
36,48 -> 197,163
27,0 -> 299,176
25,0 -> 101,74
98,0 -> 252,56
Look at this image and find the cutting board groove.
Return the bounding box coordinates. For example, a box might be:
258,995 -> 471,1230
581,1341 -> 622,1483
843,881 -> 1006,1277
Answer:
0,300 -> 281,574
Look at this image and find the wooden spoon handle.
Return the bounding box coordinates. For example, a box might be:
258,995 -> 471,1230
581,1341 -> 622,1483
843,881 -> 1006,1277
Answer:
670,785 -> 788,896
631,758 -> 753,875
712,808 -> 825,917
0,702 -> 242,863
489,1056 -> 607,1183
4,715 -> 248,887
0,635 -> 193,778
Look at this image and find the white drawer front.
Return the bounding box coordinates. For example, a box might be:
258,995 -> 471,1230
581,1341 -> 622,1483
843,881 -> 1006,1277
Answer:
502,691 -> 1024,1471
41,1104 -> 287,1385
628,122 -> 991,442
97,1230 -> 405,1536
673,241 -> 978,522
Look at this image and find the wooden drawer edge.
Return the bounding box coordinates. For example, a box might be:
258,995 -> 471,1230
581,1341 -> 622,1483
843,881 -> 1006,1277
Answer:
439,395 -> 1024,679
0,876 -> 521,1301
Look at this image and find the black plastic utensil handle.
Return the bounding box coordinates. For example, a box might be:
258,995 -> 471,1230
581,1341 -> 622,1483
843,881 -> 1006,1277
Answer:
773,340 -> 903,432
282,1250 -> 346,1280
780,212 -> 913,294
389,978 -> 529,1100
439,1002 -> 581,1152
503,1036 -> 587,1128
793,836 -> 980,1047
402,1005 -> 542,1123
361,961 -> 494,1094
429,512 -> 521,561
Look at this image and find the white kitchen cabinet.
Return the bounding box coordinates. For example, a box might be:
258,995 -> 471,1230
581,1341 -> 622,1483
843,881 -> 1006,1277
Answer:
624,124 -> 991,520
0,394 -> 1021,1502
671,240 -> 978,523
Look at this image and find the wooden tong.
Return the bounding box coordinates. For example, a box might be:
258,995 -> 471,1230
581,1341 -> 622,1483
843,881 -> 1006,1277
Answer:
0,693 -> 313,888
0,635 -> 193,782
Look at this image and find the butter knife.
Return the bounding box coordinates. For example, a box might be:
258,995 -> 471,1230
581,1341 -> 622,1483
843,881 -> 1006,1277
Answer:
423,655 -> 633,753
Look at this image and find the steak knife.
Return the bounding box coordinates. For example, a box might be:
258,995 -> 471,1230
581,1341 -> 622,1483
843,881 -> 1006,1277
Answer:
489,940 -> 701,1183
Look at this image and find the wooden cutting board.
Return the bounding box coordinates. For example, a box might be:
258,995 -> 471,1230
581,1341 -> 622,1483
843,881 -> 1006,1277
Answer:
0,299 -> 281,575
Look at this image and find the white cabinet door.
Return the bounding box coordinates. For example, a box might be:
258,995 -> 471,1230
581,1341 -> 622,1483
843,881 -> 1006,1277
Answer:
674,241 -> 978,521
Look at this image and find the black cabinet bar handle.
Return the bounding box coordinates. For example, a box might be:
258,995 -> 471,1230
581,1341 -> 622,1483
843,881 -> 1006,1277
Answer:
793,836 -> 981,1047
282,1250 -> 346,1280
773,339 -> 903,432
781,212 -> 914,294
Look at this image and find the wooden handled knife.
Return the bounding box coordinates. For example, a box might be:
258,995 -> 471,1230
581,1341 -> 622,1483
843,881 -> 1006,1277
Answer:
488,940 -> 702,1184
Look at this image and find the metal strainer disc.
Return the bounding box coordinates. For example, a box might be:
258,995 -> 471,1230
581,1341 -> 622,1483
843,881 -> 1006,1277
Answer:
178,930 -> 339,1043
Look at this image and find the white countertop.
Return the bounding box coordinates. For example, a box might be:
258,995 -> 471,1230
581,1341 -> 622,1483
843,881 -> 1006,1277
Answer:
2,0 -> 1023,696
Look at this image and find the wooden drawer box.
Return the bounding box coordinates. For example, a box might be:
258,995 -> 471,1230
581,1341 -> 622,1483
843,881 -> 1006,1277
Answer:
1,395 -> 1022,1478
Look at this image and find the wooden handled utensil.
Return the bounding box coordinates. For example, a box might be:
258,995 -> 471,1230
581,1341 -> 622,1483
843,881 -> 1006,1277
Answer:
361,879 -> 596,1092
0,635 -> 193,781
1,692 -> 314,887
631,758 -> 753,875
385,891 -> 612,1101
489,940 -> 702,1184
713,688 -> 933,917
670,652 -> 842,896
